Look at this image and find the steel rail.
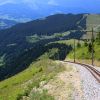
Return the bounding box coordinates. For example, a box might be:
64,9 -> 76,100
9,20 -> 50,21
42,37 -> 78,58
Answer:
63,61 -> 100,83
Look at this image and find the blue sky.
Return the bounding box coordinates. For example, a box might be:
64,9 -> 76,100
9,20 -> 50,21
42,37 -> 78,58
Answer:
0,0 -> 100,7
0,0 -> 100,13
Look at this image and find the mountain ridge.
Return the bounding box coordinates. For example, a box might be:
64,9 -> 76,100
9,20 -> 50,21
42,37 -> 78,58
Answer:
0,19 -> 17,29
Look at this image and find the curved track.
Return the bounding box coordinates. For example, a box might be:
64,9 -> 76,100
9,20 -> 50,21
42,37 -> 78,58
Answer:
64,61 -> 100,83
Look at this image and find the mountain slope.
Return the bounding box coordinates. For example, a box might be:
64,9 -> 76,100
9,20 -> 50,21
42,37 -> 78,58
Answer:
0,14 -> 85,35
0,14 -> 100,81
86,14 -> 100,28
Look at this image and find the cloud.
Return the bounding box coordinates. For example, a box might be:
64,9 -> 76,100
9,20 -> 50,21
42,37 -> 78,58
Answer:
48,0 -> 59,6
0,0 -> 40,10
0,0 -> 100,12
23,0 -> 39,10
0,0 -> 15,5
0,0 -> 77,5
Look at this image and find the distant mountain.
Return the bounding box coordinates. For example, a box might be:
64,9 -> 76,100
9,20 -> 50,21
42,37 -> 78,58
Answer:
0,3 -> 42,29
0,2 -> 99,22
0,2 -> 90,29
0,19 -> 17,29
0,3 -> 38,29
0,14 -> 100,80
0,3 -> 38,21
0,14 -> 86,35
0,3 -> 88,22
1,2 -> 100,29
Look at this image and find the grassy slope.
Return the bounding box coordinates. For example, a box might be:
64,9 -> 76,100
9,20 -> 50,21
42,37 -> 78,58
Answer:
0,39 -> 99,99
30,90 -> 54,100
67,41 -> 100,66
86,14 -> 100,29
0,40 -> 72,100
67,42 -> 100,60
0,53 -> 65,100
50,39 -> 100,66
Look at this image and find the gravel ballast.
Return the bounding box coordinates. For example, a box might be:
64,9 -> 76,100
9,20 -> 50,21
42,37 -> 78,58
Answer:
67,62 -> 100,100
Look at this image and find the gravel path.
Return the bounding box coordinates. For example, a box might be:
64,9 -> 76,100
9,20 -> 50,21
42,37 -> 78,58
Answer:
29,61 -> 83,100
42,61 -> 83,100
67,62 -> 100,100
27,61 -> 100,100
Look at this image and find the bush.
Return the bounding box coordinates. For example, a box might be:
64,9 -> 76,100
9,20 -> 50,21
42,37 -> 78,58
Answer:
84,41 -> 88,47
17,94 -> 23,100
77,42 -> 81,48
39,67 -> 43,72
30,90 -> 54,100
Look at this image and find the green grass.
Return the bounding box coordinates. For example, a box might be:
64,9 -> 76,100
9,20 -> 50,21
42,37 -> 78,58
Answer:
26,35 -> 41,43
68,46 -> 89,59
94,43 -> 100,60
0,54 -> 6,67
0,42 -> 67,100
66,40 -> 100,67
30,90 -> 54,100
26,31 -> 71,44
0,63 -> 40,100
50,39 -> 84,46
0,57 -> 65,100
67,41 -> 100,60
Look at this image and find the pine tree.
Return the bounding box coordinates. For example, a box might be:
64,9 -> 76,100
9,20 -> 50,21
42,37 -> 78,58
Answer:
88,43 -> 92,53
96,32 -> 100,44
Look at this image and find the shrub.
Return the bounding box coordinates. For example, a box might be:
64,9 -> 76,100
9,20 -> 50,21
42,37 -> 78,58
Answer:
84,41 -> 88,47
39,67 -> 43,72
77,42 -> 81,48
30,90 -> 54,100
17,94 -> 23,100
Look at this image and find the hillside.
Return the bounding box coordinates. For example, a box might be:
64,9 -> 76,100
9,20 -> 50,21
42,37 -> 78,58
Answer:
67,39 -> 100,66
0,14 -> 100,80
0,14 -> 86,35
0,38 -> 99,100
86,14 -> 100,29
0,41 -> 68,100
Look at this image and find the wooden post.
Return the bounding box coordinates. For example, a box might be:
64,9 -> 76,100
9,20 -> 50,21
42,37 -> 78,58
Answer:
74,39 -> 76,63
57,52 -> 59,60
91,28 -> 94,66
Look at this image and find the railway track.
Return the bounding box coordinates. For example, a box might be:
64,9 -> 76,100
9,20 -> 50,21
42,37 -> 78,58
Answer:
63,61 -> 100,83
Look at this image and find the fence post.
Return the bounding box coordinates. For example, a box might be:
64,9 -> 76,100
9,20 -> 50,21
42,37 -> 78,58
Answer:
91,28 -> 94,66
74,39 -> 76,63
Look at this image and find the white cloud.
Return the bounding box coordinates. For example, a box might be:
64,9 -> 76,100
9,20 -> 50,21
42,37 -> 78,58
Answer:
48,0 -> 59,6
23,0 -> 39,10
0,0 -> 59,7
0,0 -> 15,5
0,0 -> 40,10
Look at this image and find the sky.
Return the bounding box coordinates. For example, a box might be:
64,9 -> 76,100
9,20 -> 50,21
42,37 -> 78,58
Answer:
0,0 -> 100,7
0,0 -> 100,13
